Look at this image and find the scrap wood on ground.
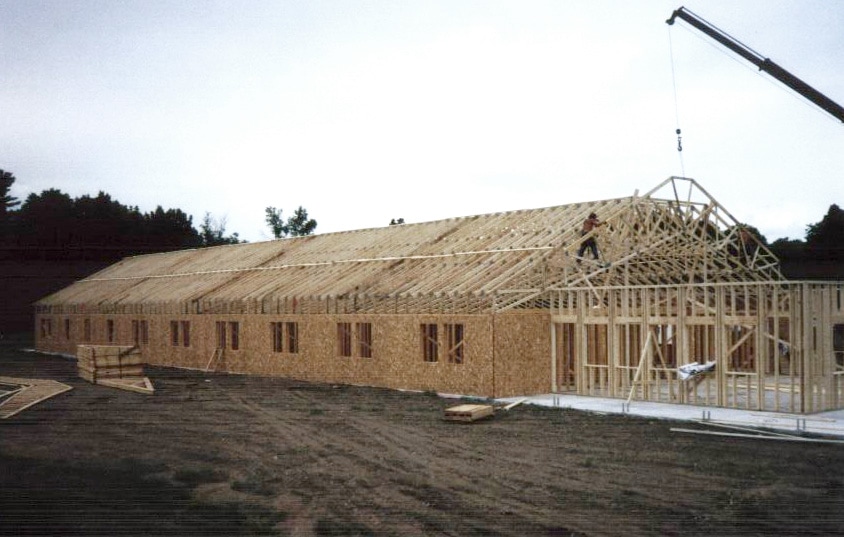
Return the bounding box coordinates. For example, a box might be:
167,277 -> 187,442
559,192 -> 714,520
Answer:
443,397 -> 529,422
0,376 -> 73,419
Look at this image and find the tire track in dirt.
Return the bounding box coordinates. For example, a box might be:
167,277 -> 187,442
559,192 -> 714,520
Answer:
219,386 -> 551,532
224,392 -> 333,456
317,409 -> 584,533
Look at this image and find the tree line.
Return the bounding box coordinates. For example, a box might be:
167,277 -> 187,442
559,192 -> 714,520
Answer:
764,204 -> 844,279
1,168 -> 841,276
0,169 -> 316,262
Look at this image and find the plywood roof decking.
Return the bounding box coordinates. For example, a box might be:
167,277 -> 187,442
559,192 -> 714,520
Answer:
37,177 -> 782,315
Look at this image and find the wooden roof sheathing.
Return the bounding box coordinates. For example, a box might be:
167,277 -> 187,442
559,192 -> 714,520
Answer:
37,177 -> 783,315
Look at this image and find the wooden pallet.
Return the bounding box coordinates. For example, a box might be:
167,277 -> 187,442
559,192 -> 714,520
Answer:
0,376 -> 73,419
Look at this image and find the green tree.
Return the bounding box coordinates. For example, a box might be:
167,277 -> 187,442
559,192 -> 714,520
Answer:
144,206 -> 201,249
0,169 -> 21,217
286,206 -> 317,237
0,169 -> 21,245
769,237 -> 805,258
74,191 -> 139,247
805,204 -> 844,257
200,212 -> 241,246
265,206 -> 287,239
16,189 -> 76,249
265,205 -> 317,238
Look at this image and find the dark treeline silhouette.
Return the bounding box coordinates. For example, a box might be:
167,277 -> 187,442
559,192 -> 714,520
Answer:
768,204 -> 844,279
0,168 -> 841,274
0,170 -> 241,263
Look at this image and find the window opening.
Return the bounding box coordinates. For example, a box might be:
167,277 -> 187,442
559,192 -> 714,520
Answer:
357,322 -> 373,358
229,322 -> 239,350
216,321 -> 227,350
446,323 -> 464,364
337,322 -> 352,357
40,318 -> 53,338
422,323 -> 438,362
271,322 -> 283,353
286,322 -> 299,354
170,321 -> 180,346
181,321 -> 191,347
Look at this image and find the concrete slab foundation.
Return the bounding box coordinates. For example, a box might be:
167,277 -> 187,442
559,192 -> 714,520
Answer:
498,393 -> 844,438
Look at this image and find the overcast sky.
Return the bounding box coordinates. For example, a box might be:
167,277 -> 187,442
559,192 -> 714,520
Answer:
2,0 -> 842,243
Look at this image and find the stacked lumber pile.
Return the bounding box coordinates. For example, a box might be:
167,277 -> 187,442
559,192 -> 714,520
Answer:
443,403 -> 495,422
77,345 -> 154,395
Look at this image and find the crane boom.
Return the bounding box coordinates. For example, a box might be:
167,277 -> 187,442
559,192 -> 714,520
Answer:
667,6 -> 844,123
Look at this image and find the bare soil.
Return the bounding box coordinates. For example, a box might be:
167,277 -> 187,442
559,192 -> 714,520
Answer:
2,336 -> 844,536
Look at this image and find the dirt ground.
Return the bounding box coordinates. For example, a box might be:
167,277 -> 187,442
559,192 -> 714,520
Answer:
2,336 -> 844,536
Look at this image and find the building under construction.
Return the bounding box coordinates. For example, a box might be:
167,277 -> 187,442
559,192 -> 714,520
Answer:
34,177 -> 844,413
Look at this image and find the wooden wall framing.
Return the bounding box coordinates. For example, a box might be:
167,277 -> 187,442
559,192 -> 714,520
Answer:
550,281 -> 844,413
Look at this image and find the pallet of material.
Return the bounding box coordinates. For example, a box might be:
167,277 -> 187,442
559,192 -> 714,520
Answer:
77,345 -> 143,372
77,364 -> 145,380
444,403 -> 495,422
76,345 -> 154,395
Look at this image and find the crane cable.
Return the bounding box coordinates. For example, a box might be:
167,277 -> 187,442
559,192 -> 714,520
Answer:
667,25 -> 686,178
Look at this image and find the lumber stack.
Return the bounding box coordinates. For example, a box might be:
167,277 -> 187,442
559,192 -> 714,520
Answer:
77,345 -> 154,395
444,403 -> 494,422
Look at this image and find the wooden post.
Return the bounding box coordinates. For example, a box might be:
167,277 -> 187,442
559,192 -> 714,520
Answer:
715,285 -> 726,407
608,288 -> 618,398
641,289 -> 651,401
677,286 -> 688,404
576,290 -> 586,395
626,330 -> 653,405
756,284 -> 766,410
800,283 -> 811,413
822,285 -> 834,410
550,322 -> 557,393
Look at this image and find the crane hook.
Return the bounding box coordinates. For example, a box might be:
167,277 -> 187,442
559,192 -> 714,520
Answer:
676,128 -> 683,152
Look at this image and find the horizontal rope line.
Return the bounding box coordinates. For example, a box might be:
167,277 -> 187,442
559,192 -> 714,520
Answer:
82,246 -> 554,282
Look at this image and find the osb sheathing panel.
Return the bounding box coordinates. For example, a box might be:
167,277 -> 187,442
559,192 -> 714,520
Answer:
34,314 -> 150,357
205,313 -> 494,397
36,313 -> 496,398
492,311 -> 552,398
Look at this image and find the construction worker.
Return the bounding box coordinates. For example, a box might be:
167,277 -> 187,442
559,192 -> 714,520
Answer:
577,212 -> 605,262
